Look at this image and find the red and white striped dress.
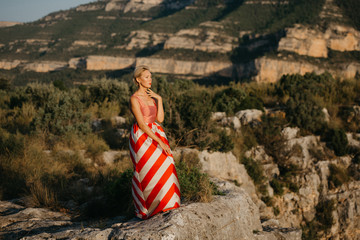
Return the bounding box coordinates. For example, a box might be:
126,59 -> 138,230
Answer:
129,95 -> 180,219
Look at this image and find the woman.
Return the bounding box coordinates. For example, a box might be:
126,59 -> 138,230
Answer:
129,65 -> 180,219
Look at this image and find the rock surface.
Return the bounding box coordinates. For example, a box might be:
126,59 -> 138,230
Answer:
164,28 -> 237,53
23,61 -> 68,72
0,181 -> 300,240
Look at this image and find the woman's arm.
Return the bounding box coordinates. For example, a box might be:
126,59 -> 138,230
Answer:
130,95 -> 171,155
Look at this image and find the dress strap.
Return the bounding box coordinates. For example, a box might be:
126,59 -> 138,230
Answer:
133,94 -> 145,106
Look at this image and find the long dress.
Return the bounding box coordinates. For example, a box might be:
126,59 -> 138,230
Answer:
129,94 -> 181,219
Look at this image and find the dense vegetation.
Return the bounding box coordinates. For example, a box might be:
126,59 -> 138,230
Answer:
0,72 -> 359,225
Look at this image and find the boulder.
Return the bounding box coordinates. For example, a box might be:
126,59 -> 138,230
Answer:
281,127 -> 300,141
112,188 -> 263,240
210,112 -> 226,121
198,150 -> 257,200
235,109 -> 263,125
221,116 -> 241,130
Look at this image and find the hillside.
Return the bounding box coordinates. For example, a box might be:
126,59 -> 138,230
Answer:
0,0 -> 359,84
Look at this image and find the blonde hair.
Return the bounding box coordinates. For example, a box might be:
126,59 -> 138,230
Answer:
133,65 -> 150,87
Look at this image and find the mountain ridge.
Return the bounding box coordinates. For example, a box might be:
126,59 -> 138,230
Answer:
0,0 -> 359,83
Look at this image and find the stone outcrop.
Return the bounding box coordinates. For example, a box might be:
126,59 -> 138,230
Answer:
198,150 -> 257,199
253,57 -> 324,82
252,56 -> 360,82
164,28 -> 237,53
23,61 -> 68,72
120,30 -> 170,50
136,57 -> 234,77
85,55 -> 136,70
0,60 -> 23,70
242,125 -> 360,239
278,23 -> 360,58
76,2 -> 105,11
278,25 -> 328,58
236,109 -> 263,125
105,0 -> 193,13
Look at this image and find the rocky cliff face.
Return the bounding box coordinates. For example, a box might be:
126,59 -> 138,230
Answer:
278,23 -> 360,58
104,0 -> 193,12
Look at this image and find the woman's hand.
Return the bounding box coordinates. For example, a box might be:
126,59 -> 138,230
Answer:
146,88 -> 162,101
158,141 -> 171,156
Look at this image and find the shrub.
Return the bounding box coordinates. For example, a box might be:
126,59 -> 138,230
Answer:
302,199 -> 336,239
175,151 -> 217,202
101,168 -> 134,218
208,130 -> 234,153
324,128 -> 349,156
270,178 -> 284,196
273,206 -> 280,216
53,79 -> 68,91
85,134 -> 110,163
213,87 -> 246,115
328,164 -> 350,189
241,157 -> 265,185
315,199 -> 336,232
86,78 -> 129,115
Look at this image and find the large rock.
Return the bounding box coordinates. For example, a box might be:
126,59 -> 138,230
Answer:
235,109 -> 263,125
198,150 -> 257,200
221,116 -> 241,130
112,188 -> 263,239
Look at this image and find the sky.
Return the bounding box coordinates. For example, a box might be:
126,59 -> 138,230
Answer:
0,0 -> 95,23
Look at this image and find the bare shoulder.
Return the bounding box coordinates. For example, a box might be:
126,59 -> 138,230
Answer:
130,94 -> 140,107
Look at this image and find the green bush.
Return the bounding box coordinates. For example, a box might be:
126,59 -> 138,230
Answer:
213,87 -> 246,115
315,199 -> 336,232
324,128 -> 349,156
328,164 -> 350,189
209,130 -> 234,153
270,178 -> 284,196
241,157 -> 265,185
102,168 -> 134,218
176,152 -> 218,202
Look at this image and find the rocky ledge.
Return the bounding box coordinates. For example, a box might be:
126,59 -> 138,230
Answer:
0,179 -> 301,240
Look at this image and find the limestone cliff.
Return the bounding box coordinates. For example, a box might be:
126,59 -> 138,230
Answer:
278,23 -> 360,58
